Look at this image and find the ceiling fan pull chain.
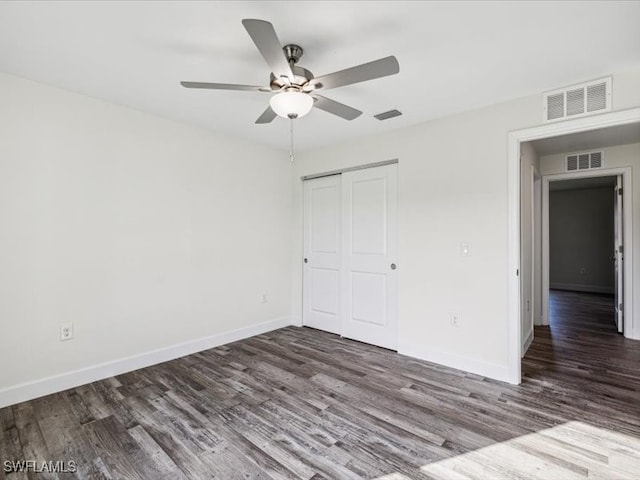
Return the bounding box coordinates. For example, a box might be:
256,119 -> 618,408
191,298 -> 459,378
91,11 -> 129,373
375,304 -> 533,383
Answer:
289,117 -> 294,162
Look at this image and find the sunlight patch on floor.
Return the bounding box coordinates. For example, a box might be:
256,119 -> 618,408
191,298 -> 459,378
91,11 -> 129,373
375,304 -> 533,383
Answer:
417,421 -> 640,480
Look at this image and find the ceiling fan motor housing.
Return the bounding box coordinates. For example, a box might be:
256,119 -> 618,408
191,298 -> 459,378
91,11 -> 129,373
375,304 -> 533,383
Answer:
270,64 -> 314,91
283,44 -> 303,64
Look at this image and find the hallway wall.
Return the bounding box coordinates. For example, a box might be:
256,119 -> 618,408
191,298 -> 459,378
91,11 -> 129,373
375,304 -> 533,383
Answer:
549,187 -> 614,293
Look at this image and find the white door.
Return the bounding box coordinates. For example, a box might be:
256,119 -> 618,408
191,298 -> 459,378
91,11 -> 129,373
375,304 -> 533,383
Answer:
303,175 -> 342,334
341,164 -> 398,350
614,174 -> 624,333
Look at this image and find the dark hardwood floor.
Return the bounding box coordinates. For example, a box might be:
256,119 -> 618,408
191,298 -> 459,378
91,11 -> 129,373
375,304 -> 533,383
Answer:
549,288 -> 618,334
1,295 -> 639,479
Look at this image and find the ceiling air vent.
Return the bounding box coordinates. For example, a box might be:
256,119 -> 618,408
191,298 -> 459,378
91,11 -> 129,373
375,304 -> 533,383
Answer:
374,109 -> 402,121
566,151 -> 604,171
543,76 -> 611,123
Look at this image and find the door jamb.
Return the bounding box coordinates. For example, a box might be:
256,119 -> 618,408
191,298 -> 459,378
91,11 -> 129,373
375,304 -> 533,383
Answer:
520,163 -> 537,358
531,166 -> 542,330
507,107 -> 640,385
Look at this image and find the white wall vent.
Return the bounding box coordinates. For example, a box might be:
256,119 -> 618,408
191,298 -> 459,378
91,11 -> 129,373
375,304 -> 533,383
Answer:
565,151 -> 604,171
543,77 -> 611,123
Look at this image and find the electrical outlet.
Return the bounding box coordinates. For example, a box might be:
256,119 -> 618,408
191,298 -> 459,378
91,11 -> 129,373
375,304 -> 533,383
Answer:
261,293 -> 268,304
450,314 -> 460,327
60,322 -> 73,341
461,243 -> 471,257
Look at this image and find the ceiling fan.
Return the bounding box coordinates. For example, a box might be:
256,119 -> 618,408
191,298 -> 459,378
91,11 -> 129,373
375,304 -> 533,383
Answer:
180,19 -> 400,124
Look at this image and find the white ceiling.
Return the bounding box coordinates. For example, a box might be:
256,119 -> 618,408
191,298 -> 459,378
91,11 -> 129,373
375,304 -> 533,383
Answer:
531,123 -> 640,157
1,1 -> 639,152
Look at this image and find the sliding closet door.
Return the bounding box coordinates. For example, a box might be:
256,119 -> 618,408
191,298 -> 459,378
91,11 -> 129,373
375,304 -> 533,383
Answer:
302,175 -> 342,334
341,164 -> 398,350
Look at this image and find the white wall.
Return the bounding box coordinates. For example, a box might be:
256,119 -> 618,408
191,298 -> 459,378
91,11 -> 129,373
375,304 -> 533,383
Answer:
293,68 -> 640,381
2,67 -> 639,403
293,97 -> 540,380
540,142 -> 640,337
0,72 -> 294,404
549,187 -> 614,293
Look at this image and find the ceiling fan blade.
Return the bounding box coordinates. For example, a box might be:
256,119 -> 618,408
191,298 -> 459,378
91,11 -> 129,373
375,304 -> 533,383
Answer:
309,56 -> 399,90
242,19 -> 294,82
255,105 -> 277,124
312,95 -> 362,120
180,81 -> 268,92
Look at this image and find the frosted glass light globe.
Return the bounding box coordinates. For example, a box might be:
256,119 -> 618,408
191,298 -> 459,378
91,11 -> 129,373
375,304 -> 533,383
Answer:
270,91 -> 313,119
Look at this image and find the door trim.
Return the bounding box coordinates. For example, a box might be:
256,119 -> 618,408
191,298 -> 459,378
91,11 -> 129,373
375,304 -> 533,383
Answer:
541,167 -> 632,333
507,107 -> 640,384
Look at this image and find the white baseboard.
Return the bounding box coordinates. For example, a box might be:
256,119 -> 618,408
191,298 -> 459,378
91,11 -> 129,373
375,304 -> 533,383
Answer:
398,342 -> 512,384
0,317 -> 294,409
522,328 -> 534,358
550,283 -> 614,294
290,315 -> 303,327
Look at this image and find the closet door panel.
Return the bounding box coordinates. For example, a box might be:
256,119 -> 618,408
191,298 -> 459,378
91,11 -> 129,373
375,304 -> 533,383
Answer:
303,175 -> 342,334
342,164 -> 398,350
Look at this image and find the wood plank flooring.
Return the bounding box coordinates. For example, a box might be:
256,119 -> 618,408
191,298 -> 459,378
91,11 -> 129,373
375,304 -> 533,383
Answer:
1,292 -> 639,479
548,289 -> 618,334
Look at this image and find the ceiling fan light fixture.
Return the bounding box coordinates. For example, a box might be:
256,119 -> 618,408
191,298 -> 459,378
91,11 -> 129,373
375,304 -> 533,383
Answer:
270,91 -> 313,119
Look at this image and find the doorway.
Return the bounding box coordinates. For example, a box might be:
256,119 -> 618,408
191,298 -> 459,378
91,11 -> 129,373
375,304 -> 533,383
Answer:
508,108 -> 640,384
302,163 -> 399,350
547,175 -> 620,333
541,168 -> 630,336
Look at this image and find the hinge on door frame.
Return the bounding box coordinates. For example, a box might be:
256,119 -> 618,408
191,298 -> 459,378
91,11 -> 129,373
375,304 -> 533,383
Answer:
618,188 -> 623,195
619,245 -> 624,253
